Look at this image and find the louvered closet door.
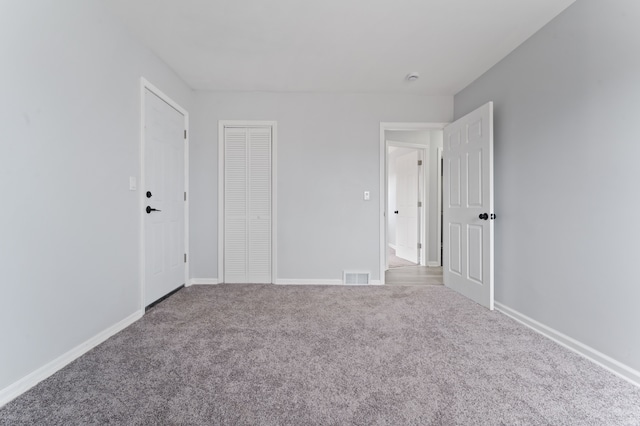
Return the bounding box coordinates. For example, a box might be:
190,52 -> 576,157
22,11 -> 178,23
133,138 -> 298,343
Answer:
224,126 -> 272,283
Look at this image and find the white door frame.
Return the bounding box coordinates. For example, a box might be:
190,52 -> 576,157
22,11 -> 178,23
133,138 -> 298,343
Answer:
436,146 -> 444,267
218,120 -> 278,284
379,122 -> 447,284
139,77 -> 190,310
387,142 -> 427,265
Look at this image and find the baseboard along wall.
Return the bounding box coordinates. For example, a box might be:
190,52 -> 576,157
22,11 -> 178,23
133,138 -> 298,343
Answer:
275,279 -> 383,286
0,310 -> 143,408
495,302 -> 640,389
191,278 -> 383,286
189,278 -> 219,285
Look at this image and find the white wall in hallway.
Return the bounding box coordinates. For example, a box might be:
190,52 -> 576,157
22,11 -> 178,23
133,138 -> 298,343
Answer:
0,0 -> 193,394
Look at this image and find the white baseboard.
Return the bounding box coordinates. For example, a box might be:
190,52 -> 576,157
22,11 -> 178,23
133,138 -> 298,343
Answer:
190,278 -> 219,285
495,302 -> 640,388
0,310 -> 143,408
427,261 -> 441,267
275,279 -> 382,286
275,279 -> 343,285
389,244 -> 397,250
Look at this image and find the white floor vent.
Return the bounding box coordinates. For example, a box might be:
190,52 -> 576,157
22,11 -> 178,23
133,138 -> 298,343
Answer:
343,271 -> 370,285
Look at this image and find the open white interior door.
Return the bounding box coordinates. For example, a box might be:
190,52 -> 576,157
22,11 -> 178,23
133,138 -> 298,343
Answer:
443,102 -> 494,309
395,150 -> 419,264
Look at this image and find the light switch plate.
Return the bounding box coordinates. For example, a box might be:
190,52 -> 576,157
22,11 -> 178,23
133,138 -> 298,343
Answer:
364,191 -> 370,201
129,176 -> 137,191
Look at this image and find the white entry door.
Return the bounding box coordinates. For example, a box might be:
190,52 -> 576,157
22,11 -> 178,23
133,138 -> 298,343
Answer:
395,150 -> 420,263
223,126 -> 272,283
144,88 -> 186,306
443,102 -> 494,309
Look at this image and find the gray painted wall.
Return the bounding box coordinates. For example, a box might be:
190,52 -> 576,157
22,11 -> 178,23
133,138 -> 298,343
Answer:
454,0 -> 640,371
0,1 -> 193,391
190,93 -> 452,281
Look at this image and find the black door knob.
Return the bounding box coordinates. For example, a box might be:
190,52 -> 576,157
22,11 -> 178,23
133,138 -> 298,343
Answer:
479,213 -> 489,220
394,211 -> 399,214
146,191 -> 152,198
146,206 -> 161,214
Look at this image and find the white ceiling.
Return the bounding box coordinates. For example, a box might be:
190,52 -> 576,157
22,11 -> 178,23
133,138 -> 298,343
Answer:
104,0 -> 575,95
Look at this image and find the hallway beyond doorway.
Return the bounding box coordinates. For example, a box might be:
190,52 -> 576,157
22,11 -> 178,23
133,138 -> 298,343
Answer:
387,246 -> 416,268
385,265 -> 443,286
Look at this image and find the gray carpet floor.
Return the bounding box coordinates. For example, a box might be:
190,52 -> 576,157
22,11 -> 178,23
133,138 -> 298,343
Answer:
2,284 -> 640,425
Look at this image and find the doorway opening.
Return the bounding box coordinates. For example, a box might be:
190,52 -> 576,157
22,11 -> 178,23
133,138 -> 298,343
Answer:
379,123 -> 445,285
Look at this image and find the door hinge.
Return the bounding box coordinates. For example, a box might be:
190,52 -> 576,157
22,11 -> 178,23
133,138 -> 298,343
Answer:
418,160 -> 423,166
184,253 -> 187,263
184,192 -> 187,201
418,243 -> 422,249
418,201 -> 422,207
184,129 -> 187,139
